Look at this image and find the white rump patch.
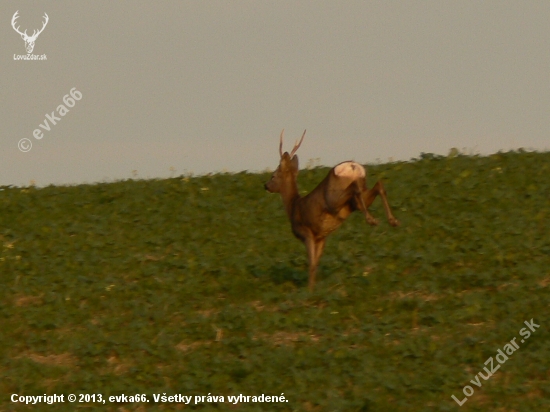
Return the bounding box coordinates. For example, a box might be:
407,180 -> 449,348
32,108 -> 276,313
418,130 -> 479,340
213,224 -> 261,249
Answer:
334,161 -> 365,179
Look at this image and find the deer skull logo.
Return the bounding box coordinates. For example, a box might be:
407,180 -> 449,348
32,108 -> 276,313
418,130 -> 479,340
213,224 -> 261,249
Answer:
11,11 -> 49,54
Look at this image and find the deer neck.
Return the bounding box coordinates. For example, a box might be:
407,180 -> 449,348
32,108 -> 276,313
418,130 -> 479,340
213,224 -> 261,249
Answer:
279,179 -> 300,219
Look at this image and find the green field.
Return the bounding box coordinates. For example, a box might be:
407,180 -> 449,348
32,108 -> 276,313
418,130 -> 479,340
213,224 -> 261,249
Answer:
1,150 -> 549,411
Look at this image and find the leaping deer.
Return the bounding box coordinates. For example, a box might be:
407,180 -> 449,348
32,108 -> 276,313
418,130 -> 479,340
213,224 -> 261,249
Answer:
265,130 -> 400,290
11,11 -> 49,54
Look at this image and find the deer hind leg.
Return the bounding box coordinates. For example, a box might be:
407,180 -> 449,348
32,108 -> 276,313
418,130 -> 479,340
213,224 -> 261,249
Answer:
325,162 -> 368,213
352,179 -> 379,225
355,179 -> 400,227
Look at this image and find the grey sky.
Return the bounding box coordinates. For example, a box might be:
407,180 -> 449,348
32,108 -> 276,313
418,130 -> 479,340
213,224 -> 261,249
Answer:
2,1 -> 549,187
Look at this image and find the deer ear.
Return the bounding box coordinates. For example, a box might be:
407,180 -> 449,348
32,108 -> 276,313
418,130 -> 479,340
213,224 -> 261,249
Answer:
291,155 -> 299,169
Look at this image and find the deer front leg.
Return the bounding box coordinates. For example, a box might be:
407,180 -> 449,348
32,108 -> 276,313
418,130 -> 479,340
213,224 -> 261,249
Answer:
305,237 -> 325,291
315,238 -> 326,265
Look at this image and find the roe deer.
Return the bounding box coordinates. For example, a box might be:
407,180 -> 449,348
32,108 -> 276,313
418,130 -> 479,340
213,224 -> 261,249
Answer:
264,130 -> 399,290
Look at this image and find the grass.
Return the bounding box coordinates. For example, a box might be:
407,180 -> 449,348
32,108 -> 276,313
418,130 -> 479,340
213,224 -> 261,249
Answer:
1,150 -> 549,411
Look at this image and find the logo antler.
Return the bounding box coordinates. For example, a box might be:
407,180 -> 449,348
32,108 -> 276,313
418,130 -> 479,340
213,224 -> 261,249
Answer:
12,11 -> 49,54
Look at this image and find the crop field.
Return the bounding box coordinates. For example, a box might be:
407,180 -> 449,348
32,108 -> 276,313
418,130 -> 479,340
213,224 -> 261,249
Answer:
1,150 -> 549,411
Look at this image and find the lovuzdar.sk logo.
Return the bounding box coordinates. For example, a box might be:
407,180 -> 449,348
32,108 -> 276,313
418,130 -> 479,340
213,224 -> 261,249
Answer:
11,10 -> 49,60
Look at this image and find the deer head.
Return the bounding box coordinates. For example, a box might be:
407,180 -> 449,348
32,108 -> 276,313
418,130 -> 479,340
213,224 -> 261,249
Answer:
264,129 -> 306,193
12,11 -> 49,54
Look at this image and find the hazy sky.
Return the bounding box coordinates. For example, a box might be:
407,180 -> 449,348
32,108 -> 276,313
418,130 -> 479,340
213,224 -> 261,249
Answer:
2,1 -> 549,187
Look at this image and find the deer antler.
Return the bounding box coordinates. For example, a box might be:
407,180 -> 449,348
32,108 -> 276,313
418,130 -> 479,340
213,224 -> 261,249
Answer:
279,129 -> 306,158
289,130 -> 306,158
279,129 -> 284,158
11,11 -> 26,37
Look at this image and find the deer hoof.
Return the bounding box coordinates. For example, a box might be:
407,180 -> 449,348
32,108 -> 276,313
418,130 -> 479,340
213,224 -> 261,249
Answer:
389,218 -> 400,227
366,216 -> 379,226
